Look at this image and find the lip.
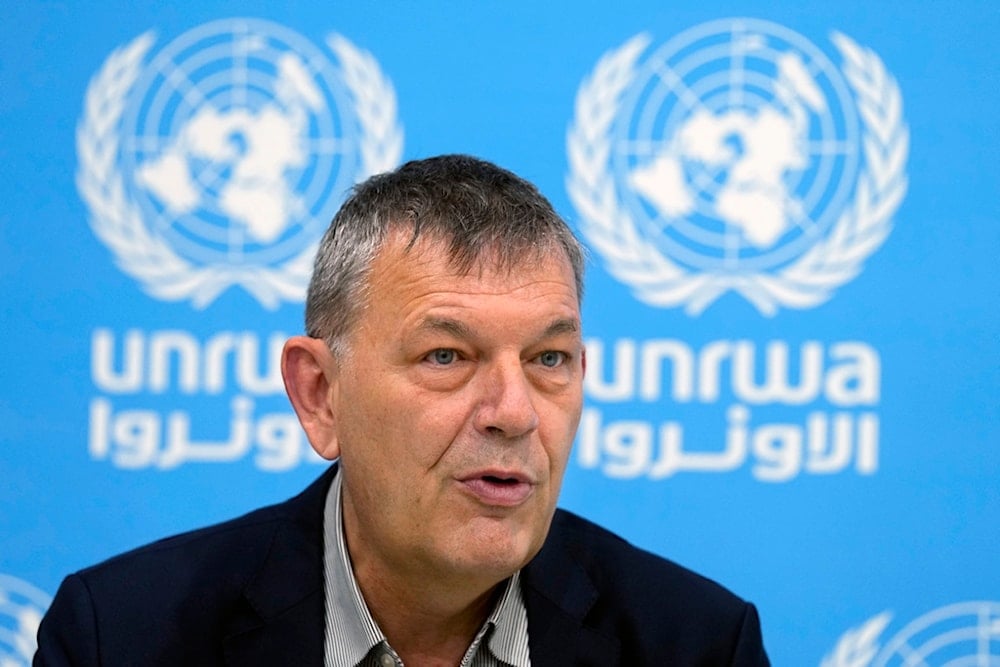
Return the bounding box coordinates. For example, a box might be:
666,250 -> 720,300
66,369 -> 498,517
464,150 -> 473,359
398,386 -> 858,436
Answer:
457,469 -> 535,507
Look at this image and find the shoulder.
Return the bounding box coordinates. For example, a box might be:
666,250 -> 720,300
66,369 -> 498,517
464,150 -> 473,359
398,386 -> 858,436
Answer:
75,464 -> 333,591
73,498 -> 288,596
35,468 -> 334,663
524,508 -> 769,665
547,508 -> 748,616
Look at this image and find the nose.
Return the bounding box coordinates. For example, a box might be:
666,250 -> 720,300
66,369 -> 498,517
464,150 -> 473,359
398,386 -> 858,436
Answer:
474,357 -> 540,439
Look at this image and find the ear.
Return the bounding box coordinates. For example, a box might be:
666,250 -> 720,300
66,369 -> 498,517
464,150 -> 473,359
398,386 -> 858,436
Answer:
281,335 -> 341,460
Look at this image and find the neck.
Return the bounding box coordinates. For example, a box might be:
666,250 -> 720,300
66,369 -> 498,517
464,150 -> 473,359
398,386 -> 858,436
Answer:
355,561 -> 504,666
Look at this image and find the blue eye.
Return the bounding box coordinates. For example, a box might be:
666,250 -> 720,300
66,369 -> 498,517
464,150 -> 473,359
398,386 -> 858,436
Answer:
538,351 -> 565,368
429,349 -> 457,365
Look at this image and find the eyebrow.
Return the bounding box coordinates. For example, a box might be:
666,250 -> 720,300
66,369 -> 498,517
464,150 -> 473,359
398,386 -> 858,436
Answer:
540,318 -> 581,338
418,317 -> 473,339
417,316 -> 580,342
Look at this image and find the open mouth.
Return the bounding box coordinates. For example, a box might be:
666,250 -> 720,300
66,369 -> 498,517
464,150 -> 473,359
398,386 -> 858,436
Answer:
483,475 -> 519,485
460,473 -> 533,506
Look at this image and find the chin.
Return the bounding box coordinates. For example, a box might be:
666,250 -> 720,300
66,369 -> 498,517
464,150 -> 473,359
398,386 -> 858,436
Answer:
453,520 -> 544,577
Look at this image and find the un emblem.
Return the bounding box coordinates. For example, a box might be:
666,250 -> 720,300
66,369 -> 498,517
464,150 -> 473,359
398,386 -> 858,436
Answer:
567,19 -> 908,315
821,601 -> 1000,666
0,573 -> 51,665
77,19 -> 403,309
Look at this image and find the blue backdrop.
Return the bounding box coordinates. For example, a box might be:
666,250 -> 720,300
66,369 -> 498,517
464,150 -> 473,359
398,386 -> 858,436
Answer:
2,2 -> 997,664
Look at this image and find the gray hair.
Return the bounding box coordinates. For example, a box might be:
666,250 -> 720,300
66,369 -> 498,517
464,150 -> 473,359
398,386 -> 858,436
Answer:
304,154 -> 585,352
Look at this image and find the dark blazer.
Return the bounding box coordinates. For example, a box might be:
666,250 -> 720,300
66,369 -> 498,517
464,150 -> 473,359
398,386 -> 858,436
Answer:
35,465 -> 769,666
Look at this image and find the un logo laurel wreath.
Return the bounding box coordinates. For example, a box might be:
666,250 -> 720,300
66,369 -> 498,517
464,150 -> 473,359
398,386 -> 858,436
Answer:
820,611 -> 890,667
822,601 -> 1000,666
566,31 -> 909,316
0,573 -> 51,665
76,30 -> 403,309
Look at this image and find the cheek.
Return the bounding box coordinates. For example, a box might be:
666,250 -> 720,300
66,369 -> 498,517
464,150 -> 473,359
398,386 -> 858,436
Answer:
410,408 -> 468,464
539,401 -> 582,464
369,391 -> 469,469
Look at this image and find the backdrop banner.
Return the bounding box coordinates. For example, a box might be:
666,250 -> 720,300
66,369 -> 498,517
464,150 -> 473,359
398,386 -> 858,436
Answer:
1,3 -> 997,664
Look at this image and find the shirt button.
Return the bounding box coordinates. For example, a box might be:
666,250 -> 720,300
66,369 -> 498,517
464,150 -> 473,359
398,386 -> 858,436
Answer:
379,652 -> 396,667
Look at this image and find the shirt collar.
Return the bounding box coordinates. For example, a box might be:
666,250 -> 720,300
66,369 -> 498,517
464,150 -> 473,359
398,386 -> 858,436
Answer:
323,469 -> 385,666
483,569 -> 531,666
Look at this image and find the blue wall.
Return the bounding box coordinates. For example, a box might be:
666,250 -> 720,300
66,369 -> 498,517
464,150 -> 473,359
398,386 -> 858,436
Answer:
1,2 -> 997,664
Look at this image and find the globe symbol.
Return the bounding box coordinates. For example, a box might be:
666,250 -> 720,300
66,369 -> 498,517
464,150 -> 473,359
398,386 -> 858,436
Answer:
0,574 -> 51,666
874,602 -> 1000,666
614,18 -> 862,273
120,18 -> 361,267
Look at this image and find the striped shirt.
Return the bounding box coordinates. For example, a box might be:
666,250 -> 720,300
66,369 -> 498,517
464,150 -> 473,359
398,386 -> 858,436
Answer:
322,470 -> 532,667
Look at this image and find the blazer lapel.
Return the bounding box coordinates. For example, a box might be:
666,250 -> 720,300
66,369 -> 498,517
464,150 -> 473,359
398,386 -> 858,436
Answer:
222,466 -> 337,666
522,518 -> 620,667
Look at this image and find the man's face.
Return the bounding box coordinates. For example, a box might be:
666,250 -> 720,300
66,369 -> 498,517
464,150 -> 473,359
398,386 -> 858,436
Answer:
331,232 -> 584,588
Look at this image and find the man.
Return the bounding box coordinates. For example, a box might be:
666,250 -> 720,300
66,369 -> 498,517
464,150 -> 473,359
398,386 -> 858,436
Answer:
35,155 -> 769,665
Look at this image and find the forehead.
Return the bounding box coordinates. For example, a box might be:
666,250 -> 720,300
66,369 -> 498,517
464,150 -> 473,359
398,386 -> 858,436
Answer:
373,229 -> 578,294
359,231 -> 580,324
